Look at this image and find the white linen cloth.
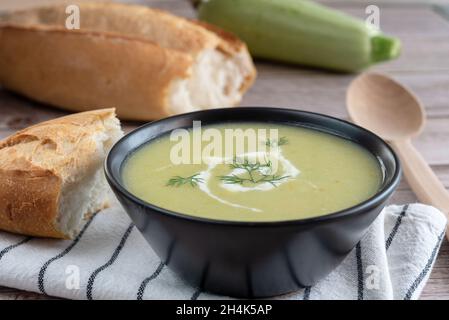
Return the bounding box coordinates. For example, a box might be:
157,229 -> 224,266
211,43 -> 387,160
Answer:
0,201 -> 446,300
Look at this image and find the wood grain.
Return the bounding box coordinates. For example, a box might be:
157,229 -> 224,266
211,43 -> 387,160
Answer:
0,0 -> 448,300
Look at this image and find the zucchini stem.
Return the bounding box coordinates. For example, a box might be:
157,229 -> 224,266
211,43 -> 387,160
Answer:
371,35 -> 401,63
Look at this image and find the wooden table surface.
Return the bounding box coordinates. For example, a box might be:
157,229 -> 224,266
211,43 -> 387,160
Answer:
1,0 -> 449,300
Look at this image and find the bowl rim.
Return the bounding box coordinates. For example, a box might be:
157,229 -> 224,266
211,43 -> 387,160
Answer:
105,107 -> 402,227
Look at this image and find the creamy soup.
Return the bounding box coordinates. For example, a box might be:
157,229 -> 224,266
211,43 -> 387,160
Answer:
122,123 -> 383,221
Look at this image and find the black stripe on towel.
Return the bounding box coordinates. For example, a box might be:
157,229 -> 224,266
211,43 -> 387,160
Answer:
190,262 -> 211,300
385,204 -> 409,251
190,288 -> 202,300
38,213 -> 98,295
303,286 -> 311,300
136,261 -> 165,300
86,223 -> 134,300
356,242 -> 364,300
0,237 -> 32,261
404,229 -> 445,300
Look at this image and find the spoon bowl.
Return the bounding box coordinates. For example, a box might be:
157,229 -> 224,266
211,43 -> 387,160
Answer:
347,72 -> 426,141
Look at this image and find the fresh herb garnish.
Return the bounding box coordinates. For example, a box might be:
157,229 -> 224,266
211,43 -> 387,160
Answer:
219,158 -> 290,187
229,157 -> 272,181
166,173 -> 203,187
265,136 -> 288,147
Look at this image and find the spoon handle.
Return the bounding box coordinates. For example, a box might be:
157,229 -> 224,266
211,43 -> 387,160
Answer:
391,139 -> 449,222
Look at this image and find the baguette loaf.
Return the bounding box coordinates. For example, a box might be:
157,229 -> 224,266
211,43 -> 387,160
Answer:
0,2 -> 256,120
0,108 -> 123,239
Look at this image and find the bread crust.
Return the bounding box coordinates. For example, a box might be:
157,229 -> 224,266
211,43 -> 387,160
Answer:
0,25 -> 192,120
2,2 -> 221,56
0,3 -> 256,120
0,165 -> 64,238
0,109 -> 117,239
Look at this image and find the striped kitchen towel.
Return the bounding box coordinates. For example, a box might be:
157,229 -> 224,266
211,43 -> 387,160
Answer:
0,200 -> 446,300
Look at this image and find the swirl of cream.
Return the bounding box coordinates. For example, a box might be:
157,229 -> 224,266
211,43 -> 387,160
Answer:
197,148 -> 300,212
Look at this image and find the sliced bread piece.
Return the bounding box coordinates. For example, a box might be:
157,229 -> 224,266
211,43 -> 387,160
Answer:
0,108 -> 123,239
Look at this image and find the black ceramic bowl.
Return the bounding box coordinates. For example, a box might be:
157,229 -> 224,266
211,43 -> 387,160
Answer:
105,107 -> 401,298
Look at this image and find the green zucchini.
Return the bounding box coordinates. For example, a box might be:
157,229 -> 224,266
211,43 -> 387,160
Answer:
195,0 -> 401,72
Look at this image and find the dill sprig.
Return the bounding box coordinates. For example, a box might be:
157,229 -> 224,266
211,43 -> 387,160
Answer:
219,158 -> 290,187
256,174 -> 291,187
265,136 -> 288,147
229,158 -> 272,182
166,173 -> 203,187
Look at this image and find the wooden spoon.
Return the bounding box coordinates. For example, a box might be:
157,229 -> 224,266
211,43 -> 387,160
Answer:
347,72 -> 449,232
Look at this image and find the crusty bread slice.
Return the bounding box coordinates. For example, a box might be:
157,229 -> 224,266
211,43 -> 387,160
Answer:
0,2 -> 256,120
0,108 -> 123,239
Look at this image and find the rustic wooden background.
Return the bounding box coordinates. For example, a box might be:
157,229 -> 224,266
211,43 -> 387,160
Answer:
0,0 -> 449,300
